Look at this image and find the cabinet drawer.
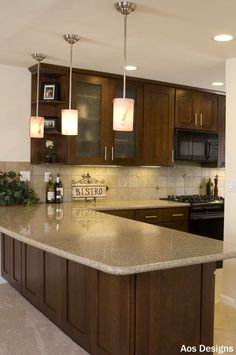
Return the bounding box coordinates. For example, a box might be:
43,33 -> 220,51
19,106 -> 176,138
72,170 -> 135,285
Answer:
135,209 -> 164,224
101,209 -> 134,220
163,208 -> 189,222
158,221 -> 189,232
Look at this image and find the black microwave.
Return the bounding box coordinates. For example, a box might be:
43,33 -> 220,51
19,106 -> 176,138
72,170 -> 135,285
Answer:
174,129 -> 218,162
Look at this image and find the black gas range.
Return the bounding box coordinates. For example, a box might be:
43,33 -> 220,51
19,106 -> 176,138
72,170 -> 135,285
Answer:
162,194 -> 224,268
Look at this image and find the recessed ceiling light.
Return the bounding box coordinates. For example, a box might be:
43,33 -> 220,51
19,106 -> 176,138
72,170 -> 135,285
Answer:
213,34 -> 234,42
211,82 -> 224,86
125,65 -> 138,71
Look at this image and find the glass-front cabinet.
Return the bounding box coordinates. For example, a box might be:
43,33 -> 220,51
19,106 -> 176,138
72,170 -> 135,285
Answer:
68,73 -> 143,165
68,74 -> 111,164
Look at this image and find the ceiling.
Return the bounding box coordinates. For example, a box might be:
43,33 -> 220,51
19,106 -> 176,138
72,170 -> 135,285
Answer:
1,0 -> 236,91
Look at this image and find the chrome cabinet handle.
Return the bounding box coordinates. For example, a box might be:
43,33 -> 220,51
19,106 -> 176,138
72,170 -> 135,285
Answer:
172,149 -> 174,163
104,146 -> 107,161
172,213 -> 184,217
200,113 -> 203,126
112,146 -> 114,161
194,113 -> 198,126
145,215 -> 159,219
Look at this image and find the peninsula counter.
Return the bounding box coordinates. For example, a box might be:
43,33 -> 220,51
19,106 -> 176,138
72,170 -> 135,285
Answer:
0,202 -> 236,355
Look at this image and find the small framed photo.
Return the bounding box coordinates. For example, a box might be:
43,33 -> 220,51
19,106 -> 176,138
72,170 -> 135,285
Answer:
44,118 -> 59,133
41,83 -> 59,101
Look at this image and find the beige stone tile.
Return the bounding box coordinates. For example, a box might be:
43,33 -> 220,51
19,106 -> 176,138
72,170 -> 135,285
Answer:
107,175 -> 129,188
5,162 -> 20,172
0,161 -> 5,172
157,176 -> 168,188
184,165 -> 194,177
128,175 -> 141,188
31,175 -> 45,189
217,168 -> 225,178
193,176 -> 201,188
159,167 -> 168,176
59,165 -> 74,176
32,165 -> 46,176
176,176 -> 184,188
158,188 -> 168,198
167,187 -> 176,195
19,162 -> 31,172
210,168 -> 218,178
107,188 -> 129,201
193,167 -> 202,177
202,167 -> 210,178
176,187 -> 185,195
167,176 -> 176,187
168,167 -> 177,177
185,176 -> 193,188
184,188 -> 194,195
63,188 -> 72,202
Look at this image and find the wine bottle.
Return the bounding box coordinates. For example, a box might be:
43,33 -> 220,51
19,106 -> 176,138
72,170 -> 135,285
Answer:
54,174 -> 63,203
46,174 -> 55,203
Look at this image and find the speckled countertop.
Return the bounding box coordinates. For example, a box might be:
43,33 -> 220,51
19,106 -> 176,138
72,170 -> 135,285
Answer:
0,202 -> 235,275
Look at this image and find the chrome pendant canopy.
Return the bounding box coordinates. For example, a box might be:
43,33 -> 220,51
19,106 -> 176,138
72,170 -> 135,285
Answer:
115,2 -> 136,15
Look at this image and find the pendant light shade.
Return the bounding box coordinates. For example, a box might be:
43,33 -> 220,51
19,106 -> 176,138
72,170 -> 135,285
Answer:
62,34 -> 80,135
113,98 -> 134,131
30,116 -> 44,138
61,109 -> 78,135
113,2 -> 136,131
30,53 -> 46,138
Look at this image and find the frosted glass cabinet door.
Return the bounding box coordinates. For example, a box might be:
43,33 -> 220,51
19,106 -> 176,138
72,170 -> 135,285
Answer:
68,74 -> 111,165
112,81 -> 143,165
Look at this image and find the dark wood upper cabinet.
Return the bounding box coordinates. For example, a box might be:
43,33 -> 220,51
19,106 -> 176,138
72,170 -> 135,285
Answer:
175,89 -> 218,132
217,95 -> 225,167
68,74 -> 143,165
143,84 -> 175,166
68,73 -> 111,165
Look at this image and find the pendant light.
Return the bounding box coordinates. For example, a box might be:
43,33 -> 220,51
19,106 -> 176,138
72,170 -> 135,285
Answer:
30,53 -> 46,138
113,1 -> 136,131
62,34 -> 80,135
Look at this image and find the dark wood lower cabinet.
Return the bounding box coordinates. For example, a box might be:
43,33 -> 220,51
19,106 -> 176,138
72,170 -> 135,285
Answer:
1,234 -> 216,355
1,234 -> 22,292
61,260 -> 91,352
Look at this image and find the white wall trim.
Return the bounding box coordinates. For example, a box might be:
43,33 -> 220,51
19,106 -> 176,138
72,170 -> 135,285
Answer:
0,276 -> 7,285
220,294 -> 236,309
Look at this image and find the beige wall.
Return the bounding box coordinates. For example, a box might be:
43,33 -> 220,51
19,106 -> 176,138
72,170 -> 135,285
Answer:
0,64 -> 30,162
222,58 -> 236,307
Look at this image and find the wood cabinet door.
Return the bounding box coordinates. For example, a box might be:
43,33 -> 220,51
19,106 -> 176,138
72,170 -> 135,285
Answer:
1,234 -> 22,292
22,243 -> 43,308
1,234 -> 12,283
39,251 -> 64,325
217,95 -> 225,167
175,89 -> 197,129
90,270 -> 135,355
61,261 -> 91,352
198,92 -> 217,132
110,79 -> 143,165
143,84 -> 175,166
68,73 -> 112,165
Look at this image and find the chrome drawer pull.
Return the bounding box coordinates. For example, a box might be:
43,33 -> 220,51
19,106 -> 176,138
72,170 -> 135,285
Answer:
172,213 -> 184,217
145,215 -> 158,219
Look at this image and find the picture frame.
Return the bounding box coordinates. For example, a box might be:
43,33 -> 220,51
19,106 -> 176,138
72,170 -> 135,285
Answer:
41,82 -> 59,101
44,117 -> 59,133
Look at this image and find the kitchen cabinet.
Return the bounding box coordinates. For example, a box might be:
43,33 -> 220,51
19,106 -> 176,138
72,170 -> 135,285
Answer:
101,209 -> 135,219
100,206 -> 189,232
134,207 -> 189,232
29,64 -> 69,164
143,84 -> 175,166
217,95 -> 225,167
1,233 -> 22,292
68,73 -> 143,165
175,89 -> 218,132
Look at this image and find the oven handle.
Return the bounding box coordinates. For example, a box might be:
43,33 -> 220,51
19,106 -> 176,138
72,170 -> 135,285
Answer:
190,213 -> 224,221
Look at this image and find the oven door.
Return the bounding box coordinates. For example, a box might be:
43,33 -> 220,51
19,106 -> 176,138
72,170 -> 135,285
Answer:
189,210 -> 224,268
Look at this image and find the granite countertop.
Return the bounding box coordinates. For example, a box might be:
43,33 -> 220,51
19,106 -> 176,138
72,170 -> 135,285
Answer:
0,202 -> 235,275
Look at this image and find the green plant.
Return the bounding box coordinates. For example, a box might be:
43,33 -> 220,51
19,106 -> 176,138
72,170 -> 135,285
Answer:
0,171 -> 40,206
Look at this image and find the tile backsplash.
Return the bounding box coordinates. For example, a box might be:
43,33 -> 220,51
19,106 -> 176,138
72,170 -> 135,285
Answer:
0,161 -> 225,202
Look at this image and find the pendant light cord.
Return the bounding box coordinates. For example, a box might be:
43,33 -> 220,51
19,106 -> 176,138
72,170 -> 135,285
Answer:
123,14 -> 127,99
36,61 -> 40,116
69,43 -> 73,110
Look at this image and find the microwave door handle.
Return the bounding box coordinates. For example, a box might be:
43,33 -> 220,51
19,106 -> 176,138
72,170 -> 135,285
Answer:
205,140 -> 211,159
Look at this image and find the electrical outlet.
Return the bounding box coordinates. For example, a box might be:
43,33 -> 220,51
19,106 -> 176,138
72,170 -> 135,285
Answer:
44,172 -> 51,182
20,171 -> 31,182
